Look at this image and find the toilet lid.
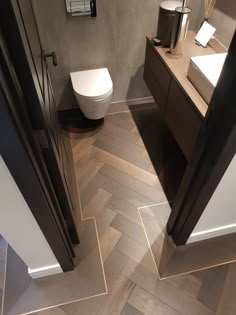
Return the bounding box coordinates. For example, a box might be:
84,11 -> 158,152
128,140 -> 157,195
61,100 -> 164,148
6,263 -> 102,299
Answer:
70,68 -> 113,100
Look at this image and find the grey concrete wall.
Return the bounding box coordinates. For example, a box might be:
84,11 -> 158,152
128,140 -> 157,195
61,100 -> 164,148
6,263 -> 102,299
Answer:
195,0 -> 236,49
209,0 -> 236,49
32,0 -> 201,108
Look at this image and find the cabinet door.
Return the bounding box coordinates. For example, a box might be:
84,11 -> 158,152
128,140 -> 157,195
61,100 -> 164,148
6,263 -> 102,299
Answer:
144,40 -> 171,113
144,65 -> 166,111
165,80 -> 202,160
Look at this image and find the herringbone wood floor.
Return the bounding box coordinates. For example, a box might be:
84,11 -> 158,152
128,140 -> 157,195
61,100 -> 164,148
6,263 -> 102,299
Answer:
36,105 -> 235,315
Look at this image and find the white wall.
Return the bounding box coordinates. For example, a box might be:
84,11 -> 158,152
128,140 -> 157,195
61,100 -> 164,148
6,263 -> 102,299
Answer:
0,156 -> 62,277
188,154 -> 236,243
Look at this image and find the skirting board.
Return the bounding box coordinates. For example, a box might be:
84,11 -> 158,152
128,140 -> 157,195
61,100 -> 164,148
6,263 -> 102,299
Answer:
111,96 -> 154,107
28,264 -> 63,279
108,96 -> 155,114
188,223 -> 236,243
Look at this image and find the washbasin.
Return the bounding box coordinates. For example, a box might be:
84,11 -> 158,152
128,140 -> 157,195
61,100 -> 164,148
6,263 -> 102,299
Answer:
187,53 -> 227,104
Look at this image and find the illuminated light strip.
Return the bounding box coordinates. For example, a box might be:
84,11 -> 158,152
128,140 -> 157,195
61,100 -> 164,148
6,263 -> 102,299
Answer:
107,105 -> 158,116
188,223 -> 236,243
191,223 -> 236,237
28,264 -> 62,279
137,208 -> 160,278
26,292 -> 108,315
1,243 -> 8,315
110,96 -> 154,105
137,201 -> 170,210
75,168 -> 108,294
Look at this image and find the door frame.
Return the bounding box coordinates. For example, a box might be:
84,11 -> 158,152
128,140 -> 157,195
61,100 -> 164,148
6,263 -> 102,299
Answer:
0,54 -> 75,271
167,30 -> 236,245
0,0 -> 79,245
0,1 -> 80,270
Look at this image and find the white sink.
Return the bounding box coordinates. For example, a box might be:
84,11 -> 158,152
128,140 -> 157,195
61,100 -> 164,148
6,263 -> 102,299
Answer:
187,53 -> 227,104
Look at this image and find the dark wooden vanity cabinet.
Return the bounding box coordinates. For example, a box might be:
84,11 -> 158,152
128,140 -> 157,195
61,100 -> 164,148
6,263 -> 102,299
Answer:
144,43 -> 171,113
144,34 -> 215,160
165,80 -> 202,159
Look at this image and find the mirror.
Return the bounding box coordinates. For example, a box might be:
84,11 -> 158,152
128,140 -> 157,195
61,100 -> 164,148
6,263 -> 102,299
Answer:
65,0 -> 96,17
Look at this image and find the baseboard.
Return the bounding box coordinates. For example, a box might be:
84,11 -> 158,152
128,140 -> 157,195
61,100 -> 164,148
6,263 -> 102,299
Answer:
188,224 -> 236,244
111,96 -> 154,107
28,264 -> 63,279
108,96 -> 155,114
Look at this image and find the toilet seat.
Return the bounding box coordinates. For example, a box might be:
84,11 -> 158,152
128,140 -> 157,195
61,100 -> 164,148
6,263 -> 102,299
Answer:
70,68 -> 113,101
77,86 -> 113,102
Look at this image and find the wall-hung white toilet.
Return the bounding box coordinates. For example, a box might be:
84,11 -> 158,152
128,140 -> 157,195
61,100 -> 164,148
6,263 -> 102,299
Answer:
70,68 -> 113,120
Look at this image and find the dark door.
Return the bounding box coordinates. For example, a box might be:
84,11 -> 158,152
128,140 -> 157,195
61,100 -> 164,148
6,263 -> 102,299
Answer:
0,1 -> 79,247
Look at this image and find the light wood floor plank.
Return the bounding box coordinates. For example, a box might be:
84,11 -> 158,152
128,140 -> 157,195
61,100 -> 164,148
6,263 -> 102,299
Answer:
79,173 -> 108,209
128,285 -> 181,315
197,264 -> 228,312
95,207 -> 117,237
91,146 -> 160,187
99,164 -> 167,204
102,177 -> 155,208
73,132 -> 98,160
100,226 -> 122,262
116,235 -> 156,274
83,188 -> 111,218
216,263 -> 236,315
121,303 -> 144,315
108,198 -> 141,225
122,259 -> 214,315
94,138 -> 151,170
111,214 -> 148,247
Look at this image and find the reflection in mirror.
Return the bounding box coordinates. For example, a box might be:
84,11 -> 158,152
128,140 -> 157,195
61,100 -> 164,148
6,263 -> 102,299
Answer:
65,0 -> 96,17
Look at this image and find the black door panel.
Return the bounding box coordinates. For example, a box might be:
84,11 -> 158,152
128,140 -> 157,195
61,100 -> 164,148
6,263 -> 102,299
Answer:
0,0 -> 80,254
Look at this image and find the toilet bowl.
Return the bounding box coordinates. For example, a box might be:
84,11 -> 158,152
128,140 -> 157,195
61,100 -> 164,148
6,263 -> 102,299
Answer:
70,68 -> 113,120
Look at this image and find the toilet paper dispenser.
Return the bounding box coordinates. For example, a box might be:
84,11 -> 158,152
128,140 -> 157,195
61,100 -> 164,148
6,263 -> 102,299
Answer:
65,0 -> 96,17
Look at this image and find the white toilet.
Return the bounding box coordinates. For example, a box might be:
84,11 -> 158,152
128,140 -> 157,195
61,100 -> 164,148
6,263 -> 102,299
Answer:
70,68 -> 113,120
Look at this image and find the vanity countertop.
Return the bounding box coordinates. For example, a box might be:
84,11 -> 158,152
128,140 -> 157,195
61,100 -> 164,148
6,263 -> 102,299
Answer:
147,31 -> 226,117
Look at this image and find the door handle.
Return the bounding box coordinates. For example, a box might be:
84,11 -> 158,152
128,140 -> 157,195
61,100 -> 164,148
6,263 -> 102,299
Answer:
42,51 -> 58,67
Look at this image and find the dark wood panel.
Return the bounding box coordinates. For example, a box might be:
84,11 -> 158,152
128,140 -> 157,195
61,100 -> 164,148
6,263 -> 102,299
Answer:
145,40 -> 171,100
7,0 -> 79,245
165,80 -> 202,160
144,65 -> 166,112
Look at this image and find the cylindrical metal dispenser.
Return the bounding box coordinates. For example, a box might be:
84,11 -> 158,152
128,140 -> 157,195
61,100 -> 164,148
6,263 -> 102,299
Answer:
156,1 -> 182,47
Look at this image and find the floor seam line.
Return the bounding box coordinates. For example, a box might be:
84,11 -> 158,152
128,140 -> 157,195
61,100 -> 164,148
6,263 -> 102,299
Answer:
137,208 -> 161,279
75,165 -> 108,294
1,242 -> 8,315
137,201 -> 171,210
23,292 -> 108,315
107,106 -> 158,116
